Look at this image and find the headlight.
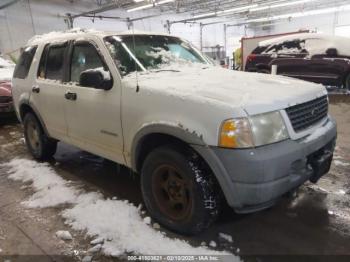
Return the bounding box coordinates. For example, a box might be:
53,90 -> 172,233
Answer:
219,118 -> 254,148
219,111 -> 289,148
250,111 -> 289,146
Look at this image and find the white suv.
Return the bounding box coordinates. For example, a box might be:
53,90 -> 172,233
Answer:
12,29 -> 337,234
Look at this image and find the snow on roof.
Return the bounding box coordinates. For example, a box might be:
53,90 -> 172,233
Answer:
27,28 -> 174,46
259,33 -> 350,56
27,28 -> 104,45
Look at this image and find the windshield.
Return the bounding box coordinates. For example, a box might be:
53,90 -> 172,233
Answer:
104,35 -> 209,75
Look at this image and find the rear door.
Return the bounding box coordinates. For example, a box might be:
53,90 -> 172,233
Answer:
29,42 -> 69,140
305,39 -> 346,86
63,38 -> 124,164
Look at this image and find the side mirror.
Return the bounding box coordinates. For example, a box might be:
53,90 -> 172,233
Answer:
326,48 -> 337,57
79,69 -> 112,90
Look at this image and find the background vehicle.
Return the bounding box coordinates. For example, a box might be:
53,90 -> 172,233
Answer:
245,33 -> 350,89
12,30 -> 337,235
0,57 -> 15,116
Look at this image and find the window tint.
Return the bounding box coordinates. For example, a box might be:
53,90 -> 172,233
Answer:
13,46 -> 37,79
70,42 -> 108,84
45,44 -> 67,81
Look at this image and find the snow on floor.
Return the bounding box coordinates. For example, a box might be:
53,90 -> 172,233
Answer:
0,159 -> 238,259
333,160 -> 350,167
3,159 -> 80,208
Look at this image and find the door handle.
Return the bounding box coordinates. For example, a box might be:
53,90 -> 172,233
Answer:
32,85 -> 40,93
65,91 -> 77,101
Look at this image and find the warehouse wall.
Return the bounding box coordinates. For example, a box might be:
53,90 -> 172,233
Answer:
253,9 -> 350,37
0,0 -> 248,60
0,0 -> 99,57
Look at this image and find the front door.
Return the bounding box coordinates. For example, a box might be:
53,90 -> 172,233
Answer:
63,39 -> 125,164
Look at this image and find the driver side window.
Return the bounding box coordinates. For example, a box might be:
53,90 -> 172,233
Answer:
70,41 -> 110,85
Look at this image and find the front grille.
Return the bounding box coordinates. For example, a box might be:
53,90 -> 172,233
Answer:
286,96 -> 328,132
0,96 -> 12,104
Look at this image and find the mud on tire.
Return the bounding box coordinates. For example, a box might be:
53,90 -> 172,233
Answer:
141,145 -> 221,235
23,113 -> 57,160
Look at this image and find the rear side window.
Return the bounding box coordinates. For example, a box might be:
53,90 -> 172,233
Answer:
38,43 -> 67,81
13,46 -> 37,79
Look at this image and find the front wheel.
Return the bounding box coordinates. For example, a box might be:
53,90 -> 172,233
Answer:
23,113 -> 57,160
141,145 -> 221,235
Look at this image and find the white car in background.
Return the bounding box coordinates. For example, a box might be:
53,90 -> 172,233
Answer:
12,29 -> 337,234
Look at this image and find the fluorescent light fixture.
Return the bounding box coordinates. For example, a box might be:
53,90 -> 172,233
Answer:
218,4 -> 258,14
127,3 -> 153,12
192,12 -> 216,19
247,4 -> 350,23
133,0 -> 145,2
127,0 -> 174,12
192,4 -> 258,19
251,0 -> 319,12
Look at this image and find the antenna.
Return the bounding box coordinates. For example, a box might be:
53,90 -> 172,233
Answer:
131,22 -> 140,93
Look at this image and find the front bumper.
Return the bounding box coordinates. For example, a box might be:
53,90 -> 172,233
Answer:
193,117 -> 337,213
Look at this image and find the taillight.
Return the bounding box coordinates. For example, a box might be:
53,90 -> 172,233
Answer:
247,54 -> 256,62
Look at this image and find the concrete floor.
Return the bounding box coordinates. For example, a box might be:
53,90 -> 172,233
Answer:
0,101 -> 350,261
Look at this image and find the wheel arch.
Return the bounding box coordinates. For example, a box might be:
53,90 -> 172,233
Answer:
131,124 -> 235,206
19,100 -> 50,137
131,124 -> 206,173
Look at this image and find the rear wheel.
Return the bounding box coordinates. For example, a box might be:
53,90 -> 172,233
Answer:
141,145 -> 221,235
23,113 -> 57,160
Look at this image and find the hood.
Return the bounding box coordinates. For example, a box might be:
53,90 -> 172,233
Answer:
125,65 -> 326,115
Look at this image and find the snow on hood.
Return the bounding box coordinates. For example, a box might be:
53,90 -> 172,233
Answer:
124,65 -> 326,115
259,33 -> 350,57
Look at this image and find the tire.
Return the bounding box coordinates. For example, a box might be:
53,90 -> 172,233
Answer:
23,113 -> 57,160
141,145 -> 221,235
